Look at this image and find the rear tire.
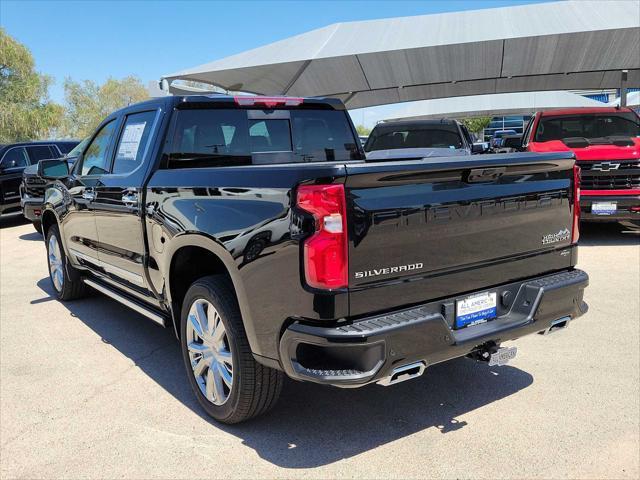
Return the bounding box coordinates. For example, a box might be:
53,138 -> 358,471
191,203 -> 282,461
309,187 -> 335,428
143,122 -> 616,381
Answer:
180,275 -> 283,424
46,224 -> 87,301
33,221 -> 42,234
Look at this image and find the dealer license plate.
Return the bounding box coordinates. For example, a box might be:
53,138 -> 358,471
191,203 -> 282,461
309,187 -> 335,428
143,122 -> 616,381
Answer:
591,202 -> 617,215
456,291 -> 497,329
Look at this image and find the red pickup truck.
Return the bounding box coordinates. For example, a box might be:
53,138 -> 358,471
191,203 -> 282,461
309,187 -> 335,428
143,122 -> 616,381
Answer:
518,107 -> 640,224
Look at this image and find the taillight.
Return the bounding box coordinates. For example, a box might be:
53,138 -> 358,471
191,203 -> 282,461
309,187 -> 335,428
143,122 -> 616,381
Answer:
234,96 -> 303,108
296,184 -> 348,290
572,164 -> 581,244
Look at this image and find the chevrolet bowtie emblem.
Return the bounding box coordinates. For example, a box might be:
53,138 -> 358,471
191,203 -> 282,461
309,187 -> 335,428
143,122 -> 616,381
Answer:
591,162 -> 620,171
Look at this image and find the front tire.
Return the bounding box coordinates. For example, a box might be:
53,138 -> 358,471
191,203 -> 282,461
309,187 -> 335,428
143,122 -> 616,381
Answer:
180,275 -> 283,423
46,225 -> 87,301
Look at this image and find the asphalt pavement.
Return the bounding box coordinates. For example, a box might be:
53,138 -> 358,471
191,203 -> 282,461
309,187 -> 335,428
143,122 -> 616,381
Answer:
1,214 -> 638,479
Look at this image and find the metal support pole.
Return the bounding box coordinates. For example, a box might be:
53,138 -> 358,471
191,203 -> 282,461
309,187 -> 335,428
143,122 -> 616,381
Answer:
620,70 -> 628,107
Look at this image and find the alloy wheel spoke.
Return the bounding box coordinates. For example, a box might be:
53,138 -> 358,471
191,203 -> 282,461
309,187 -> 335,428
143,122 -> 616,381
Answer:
215,348 -> 232,368
216,361 -> 233,389
195,301 -> 210,337
55,269 -> 64,289
188,312 -> 204,338
205,368 -> 215,401
212,318 -> 226,344
192,356 -> 207,377
211,362 -> 226,401
187,341 -> 208,356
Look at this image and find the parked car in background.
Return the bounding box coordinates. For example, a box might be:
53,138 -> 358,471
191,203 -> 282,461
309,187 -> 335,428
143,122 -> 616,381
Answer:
473,141 -> 491,153
21,138 -> 88,232
358,135 -> 368,146
0,140 -> 79,219
363,119 -> 482,161
490,129 -> 517,151
510,107 -> 640,224
37,95 -> 587,423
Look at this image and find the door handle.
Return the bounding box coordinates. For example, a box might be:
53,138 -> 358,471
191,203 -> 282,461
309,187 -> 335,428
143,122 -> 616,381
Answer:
82,188 -> 96,201
122,192 -> 139,207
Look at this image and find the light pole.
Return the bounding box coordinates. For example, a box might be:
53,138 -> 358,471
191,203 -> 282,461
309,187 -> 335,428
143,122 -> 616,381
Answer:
620,70 -> 628,107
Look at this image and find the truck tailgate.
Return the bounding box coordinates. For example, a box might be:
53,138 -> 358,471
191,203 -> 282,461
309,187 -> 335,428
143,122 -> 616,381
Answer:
345,152 -> 578,317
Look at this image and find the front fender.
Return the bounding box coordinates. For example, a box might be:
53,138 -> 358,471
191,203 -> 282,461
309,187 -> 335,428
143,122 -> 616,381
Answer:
41,184 -> 68,248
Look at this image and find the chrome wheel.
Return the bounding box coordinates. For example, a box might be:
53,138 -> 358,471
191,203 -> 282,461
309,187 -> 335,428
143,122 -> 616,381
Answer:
186,299 -> 233,406
48,235 -> 64,292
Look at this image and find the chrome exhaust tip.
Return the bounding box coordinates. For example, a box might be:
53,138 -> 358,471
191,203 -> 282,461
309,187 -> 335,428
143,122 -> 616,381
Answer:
377,361 -> 427,387
539,316 -> 571,335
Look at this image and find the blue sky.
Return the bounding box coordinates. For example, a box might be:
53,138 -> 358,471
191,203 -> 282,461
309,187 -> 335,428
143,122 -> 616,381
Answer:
2,0 -> 553,126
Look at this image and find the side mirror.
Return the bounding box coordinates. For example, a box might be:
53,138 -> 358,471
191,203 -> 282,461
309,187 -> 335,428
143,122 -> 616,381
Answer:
471,143 -> 486,154
37,159 -> 69,179
502,135 -> 523,150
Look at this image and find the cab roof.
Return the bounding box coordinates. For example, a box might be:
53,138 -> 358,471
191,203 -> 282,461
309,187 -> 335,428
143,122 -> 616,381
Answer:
539,106 -> 637,116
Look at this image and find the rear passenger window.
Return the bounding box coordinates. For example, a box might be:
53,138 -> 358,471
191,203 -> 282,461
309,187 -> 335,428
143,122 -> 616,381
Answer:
56,143 -> 76,154
112,111 -> 156,175
166,108 -> 360,168
26,145 -> 56,163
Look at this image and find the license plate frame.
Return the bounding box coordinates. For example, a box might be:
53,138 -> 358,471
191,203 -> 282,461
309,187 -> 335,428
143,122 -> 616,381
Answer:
455,291 -> 497,329
591,201 -> 617,215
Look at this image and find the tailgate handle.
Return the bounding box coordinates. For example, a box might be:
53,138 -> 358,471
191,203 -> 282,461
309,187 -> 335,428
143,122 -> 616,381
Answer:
466,167 -> 506,183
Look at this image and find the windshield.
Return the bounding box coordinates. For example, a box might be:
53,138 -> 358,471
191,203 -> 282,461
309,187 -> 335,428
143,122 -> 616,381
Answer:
365,124 -> 463,152
65,137 -> 89,158
535,112 -> 640,141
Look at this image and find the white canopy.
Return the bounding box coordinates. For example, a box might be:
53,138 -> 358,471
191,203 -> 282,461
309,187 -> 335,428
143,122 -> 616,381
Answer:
384,91 -> 607,121
163,0 -> 640,109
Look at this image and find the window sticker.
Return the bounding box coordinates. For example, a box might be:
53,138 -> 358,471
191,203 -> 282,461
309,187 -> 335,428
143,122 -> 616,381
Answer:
117,122 -> 146,161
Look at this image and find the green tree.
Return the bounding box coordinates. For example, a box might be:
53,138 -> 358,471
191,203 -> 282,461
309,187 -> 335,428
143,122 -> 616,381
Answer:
0,28 -> 63,142
63,76 -> 149,138
355,124 -> 371,136
461,116 -> 492,135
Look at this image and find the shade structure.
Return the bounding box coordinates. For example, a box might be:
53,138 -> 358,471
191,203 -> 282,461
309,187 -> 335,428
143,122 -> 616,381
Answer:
163,0 -> 640,109
384,91 -> 607,121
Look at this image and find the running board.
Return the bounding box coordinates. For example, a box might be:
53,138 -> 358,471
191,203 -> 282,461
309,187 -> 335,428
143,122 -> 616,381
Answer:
83,278 -> 167,327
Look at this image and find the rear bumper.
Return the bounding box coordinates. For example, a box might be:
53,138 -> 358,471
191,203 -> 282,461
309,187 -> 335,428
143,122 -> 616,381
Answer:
279,269 -> 588,387
580,194 -> 640,222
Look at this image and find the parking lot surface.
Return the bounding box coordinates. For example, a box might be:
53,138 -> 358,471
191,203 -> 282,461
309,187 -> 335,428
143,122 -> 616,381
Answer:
1,216 -> 638,479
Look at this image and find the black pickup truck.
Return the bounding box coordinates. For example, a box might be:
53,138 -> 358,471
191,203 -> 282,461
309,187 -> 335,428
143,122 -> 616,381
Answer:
38,95 -> 588,423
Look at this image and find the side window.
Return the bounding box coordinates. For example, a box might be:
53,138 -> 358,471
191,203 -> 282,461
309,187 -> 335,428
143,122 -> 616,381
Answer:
112,111 -> 156,175
56,142 -> 76,154
80,120 -> 117,176
26,145 -> 56,163
0,147 -> 29,168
